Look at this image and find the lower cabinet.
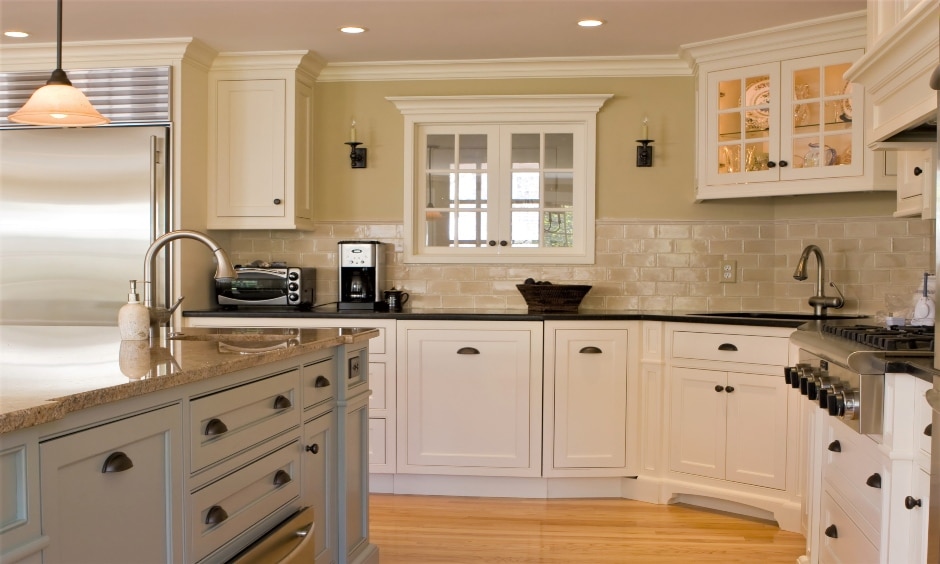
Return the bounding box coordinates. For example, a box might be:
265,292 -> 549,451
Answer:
669,366 -> 788,489
303,409 -> 335,564
38,404 -> 183,564
397,320 -> 543,476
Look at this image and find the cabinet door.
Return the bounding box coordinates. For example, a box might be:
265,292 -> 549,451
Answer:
340,393 -> 370,562
303,411 -> 335,564
214,78 -> 287,219
39,405 -> 182,564
895,148 -> 935,219
705,63 -> 780,187
402,328 -> 537,473
724,371 -> 789,489
907,466 -> 930,564
669,366 -> 727,481
551,329 -> 628,470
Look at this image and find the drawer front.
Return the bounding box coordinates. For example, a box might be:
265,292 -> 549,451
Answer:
369,362 -> 387,410
914,378 -> 932,458
190,441 -> 301,562
191,370 -> 300,472
818,491 -> 878,564
302,357 -> 337,410
821,418 -> 884,542
672,331 -> 788,366
369,418 -> 386,465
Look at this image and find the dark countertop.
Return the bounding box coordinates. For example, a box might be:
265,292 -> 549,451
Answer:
183,305 -> 872,329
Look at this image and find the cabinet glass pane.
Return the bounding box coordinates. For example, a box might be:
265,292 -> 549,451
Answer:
718,79 -> 742,111
545,133 -> 574,168
511,172 -> 539,208
719,145 -> 742,174
511,210 -> 539,247
427,134 -> 455,169
744,75 -> 770,132
545,173 -> 573,207
425,210 -> 488,248
512,134 -> 540,168
543,211 -> 574,248
744,143 -> 770,172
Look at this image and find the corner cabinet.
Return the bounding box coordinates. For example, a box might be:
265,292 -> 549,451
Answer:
687,13 -> 895,199
207,52 -> 322,230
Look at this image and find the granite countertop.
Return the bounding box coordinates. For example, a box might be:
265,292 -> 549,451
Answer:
0,325 -> 379,434
183,305 -> 872,328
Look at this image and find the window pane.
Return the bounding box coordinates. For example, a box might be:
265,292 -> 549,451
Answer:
511,172 -> 540,208
545,133 -> 573,168
543,211 -> 574,248
511,211 -> 540,247
427,134 -> 454,169
458,134 -> 487,168
511,134 -> 540,169
544,173 -> 573,207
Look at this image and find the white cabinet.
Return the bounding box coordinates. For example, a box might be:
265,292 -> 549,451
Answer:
207,52 -> 320,230
687,14 -> 895,199
38,405 -> 184,564
894,147 -> 936,218
669,366 -> 788,489
396,320 -> 543,476
543,323 -> 633,476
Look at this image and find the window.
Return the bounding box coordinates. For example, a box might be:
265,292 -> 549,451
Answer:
389,95 -> 611,264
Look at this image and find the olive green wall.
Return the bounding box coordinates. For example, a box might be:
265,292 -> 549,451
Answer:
312,75 -> 898,223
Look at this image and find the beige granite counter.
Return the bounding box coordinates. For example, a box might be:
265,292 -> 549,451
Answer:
0,325 -> 378,434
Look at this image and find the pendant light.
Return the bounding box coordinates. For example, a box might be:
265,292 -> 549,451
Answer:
8,0 -> 109,126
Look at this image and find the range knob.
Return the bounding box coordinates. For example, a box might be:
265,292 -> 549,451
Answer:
841,388 -> 860,421
288,271 -> 299,280
828,384 -> 846,417
288,293 -> 299,302
807,370 -> 828,401
817,377 -> 837,409
288,282 -> 299,291
785,363 -> 809,386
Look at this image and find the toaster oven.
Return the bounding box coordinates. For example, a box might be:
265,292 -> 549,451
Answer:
216,266 -> 315,308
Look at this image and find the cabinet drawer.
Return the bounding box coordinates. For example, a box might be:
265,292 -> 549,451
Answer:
191,370 -> 300,472
821,418 -> 884,543
369,362 -> 387,410
190,441 -> 301,563
302,357 -> 336,410
369,418 -> 386,466
672,330 -> 788,366
818,491 -> 878,564
914,378 -> 932,458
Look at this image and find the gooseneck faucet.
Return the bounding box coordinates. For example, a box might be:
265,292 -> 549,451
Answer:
793,244 -> 845,316
143,230 -> 237,332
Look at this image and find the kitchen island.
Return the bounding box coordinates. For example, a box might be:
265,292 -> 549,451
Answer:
0,325 -> 380,564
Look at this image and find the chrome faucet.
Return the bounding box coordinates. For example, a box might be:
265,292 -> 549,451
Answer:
793,244 -> 845,316
143,230 -> 237,333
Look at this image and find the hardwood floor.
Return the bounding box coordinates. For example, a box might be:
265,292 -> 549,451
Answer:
369,494 -> 805,563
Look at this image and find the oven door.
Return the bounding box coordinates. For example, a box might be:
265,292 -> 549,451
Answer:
928,376 -> 940,564
227,507 -> 315,563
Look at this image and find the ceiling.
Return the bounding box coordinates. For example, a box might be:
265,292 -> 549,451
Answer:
0,0 -> 866,64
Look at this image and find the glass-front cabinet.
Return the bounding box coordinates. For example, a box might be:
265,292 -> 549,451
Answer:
703,51 -> 863,196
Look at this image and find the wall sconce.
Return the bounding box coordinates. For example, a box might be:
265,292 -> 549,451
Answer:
345,120 -> 367,168
636,116 -> 653,167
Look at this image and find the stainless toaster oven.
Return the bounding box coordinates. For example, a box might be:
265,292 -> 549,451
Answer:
216,266 -> 315,308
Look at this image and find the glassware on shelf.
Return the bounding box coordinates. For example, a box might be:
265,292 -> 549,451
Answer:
804,142 -> 837,167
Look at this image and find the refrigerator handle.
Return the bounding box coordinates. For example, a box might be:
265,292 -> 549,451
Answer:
150,135 -> 161,242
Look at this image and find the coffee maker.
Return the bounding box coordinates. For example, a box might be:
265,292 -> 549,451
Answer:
338,241 -> 384,310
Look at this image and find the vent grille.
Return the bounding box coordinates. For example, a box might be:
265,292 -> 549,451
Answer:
0,66 -> 171,127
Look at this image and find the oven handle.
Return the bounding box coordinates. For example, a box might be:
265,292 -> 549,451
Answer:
228,506 -> 315,563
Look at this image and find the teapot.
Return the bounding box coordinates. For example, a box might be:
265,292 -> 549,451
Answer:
384,288 -> 409,312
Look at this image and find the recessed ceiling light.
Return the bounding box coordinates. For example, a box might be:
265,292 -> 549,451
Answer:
4,31 -> 30,38
577,19 -> 605,28
340,26 -> 367,34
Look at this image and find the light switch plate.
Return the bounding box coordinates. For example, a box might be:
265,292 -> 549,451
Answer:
720,260 -> 737,283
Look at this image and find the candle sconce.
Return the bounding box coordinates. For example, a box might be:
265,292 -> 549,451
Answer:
344,141 -> 367,168
636,139 -> 653,167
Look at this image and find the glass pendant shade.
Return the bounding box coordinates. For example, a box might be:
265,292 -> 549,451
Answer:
8,72 -> 110,126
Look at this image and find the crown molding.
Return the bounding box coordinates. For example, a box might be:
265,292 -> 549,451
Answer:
318,55 -> 692,82
211,50 -> 326,79
0,38 -> 217,71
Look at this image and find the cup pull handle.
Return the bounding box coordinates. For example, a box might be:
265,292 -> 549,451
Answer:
457,347 -> 480,355
101,451 -> 134,473
273,395 -> 292,410
204,418 -> 228,436
827,440 -> 841,452
314,375 -> 331,388
718,343 -> 738,352
205,505 -> 228,526
866,473 -> 882,489
579,346 -> 602,354
273,469 -> 292,487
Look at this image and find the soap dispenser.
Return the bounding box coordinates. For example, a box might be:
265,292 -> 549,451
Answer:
118,280 -> 150,340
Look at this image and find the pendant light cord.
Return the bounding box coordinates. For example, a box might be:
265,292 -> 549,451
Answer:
55,0 -> 63,70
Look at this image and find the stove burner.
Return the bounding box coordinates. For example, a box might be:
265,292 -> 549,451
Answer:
822,324 -> 935,352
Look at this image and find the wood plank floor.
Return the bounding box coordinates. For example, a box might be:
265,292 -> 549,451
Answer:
369,494 -> 805,563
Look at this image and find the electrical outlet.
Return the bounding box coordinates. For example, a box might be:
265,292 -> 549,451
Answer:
720,260 -> 737,283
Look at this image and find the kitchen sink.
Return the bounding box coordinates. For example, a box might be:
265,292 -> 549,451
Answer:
691,312 -> 868,321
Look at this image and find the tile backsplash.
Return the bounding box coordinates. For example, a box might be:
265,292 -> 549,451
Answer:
227,216 -> 935,315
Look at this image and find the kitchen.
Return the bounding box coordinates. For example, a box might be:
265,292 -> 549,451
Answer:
0,1 -> 938,563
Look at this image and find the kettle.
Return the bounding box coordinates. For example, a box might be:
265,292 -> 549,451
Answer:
383,288 -> 409,312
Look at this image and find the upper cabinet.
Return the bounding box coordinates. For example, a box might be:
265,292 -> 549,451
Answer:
207,52 -> 323,230
685,12 -> 895,200
845,0 -> 939,144
388,95 -> 610,265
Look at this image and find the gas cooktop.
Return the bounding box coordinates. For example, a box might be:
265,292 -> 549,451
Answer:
822,324 -> 934,352
791,322 -> 934,375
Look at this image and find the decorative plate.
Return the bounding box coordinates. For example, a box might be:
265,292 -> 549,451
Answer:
840,82 -> 853,122
744,79 -> 770,130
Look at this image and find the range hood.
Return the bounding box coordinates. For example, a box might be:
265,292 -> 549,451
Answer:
872,65 -> 940,148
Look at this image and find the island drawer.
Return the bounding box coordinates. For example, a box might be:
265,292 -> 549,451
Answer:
302,356 -> 337,410
190,440 -> 301,563
190,370 -> 300,472
671,330 -> 788,366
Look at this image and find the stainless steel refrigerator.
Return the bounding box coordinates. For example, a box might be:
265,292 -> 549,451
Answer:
0,126 -> 170,325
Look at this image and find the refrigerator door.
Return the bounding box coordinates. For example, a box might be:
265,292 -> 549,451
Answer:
0,126 -> 169,325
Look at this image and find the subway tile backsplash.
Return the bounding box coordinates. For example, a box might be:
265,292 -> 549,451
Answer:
227,216 -> 935,315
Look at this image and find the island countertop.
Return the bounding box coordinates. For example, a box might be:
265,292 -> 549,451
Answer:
0,325 -> 379,434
